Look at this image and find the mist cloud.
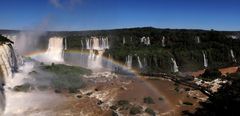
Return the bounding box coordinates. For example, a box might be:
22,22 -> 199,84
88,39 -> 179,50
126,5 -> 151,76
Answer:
49,0 -> 82,9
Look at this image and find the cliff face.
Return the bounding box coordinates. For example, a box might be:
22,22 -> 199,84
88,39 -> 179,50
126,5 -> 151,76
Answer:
0,35 -> 20,114
64,28 -> 240,73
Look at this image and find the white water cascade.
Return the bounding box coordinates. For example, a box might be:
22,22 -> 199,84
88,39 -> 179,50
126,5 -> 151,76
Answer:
86,37 -> 109,50
0,41 -> 20,114
0,43 -> 18,78
230,49 -> 237,63
137,56 -> 143,69
64,38 -> 67,50
81,40 -> 84,50
196,36 -> 201,44
126,55 -> 132,68
202,51 -> 208,68
123,37 -> 126,45
171,58 -> 179,73
85,37 -> 109,69
37,37 -> 64,63
141,37 -> 150,45
162,36 -> 166,47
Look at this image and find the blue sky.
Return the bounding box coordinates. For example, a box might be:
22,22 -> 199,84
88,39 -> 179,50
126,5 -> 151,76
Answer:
0,0 -> 239,31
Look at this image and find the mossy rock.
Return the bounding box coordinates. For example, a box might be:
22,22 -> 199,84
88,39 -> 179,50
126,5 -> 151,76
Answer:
144,96 -> 155,104
129,105 -> 142,115
13,83 -> 34,92
145,107 -> 156,116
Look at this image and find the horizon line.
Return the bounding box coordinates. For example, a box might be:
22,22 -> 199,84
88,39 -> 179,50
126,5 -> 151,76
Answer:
0,26 -> 239,32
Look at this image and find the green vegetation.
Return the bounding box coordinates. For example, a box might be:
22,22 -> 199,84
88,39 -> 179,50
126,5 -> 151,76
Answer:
13,83 -> 34,92
0,34 -> 13,44
145,107 -> 156,116
63,27 -> 240,73
183,71 -> 240,115
110,105 -> 118,110
158,97 -> 164,101
200,68 -> 222,81
117,100 -> 129,106
117,100 -> 131,110
129,105 -> 142,115
143,96 -> 155,104
182,102 -> 193,106
41,64 -> 92,93
37,85 -> 49,91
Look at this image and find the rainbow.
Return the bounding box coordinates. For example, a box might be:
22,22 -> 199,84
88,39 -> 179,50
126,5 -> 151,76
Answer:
23,49 -> 171,106
24,49 -> 140,76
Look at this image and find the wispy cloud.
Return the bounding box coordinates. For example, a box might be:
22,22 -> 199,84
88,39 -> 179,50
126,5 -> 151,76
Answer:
49,0 -> 62,8
49,0 -> 82,9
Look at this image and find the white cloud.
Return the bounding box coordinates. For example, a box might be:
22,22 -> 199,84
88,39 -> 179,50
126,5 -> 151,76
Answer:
49,0 -> 82,9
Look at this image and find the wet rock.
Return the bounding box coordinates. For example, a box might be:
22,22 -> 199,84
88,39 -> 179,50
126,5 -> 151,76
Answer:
110,105 -> 118,110
120,86 -> 127,90
75,94 -> 82,99
112,111 -> 118,116
97,100 -> 104,105
86,92 -> 93,96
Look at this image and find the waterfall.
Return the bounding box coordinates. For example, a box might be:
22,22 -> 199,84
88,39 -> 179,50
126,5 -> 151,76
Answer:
85,36 -> 110,69
126,55 -> 132,68
141,36 -> 150,45
196,36 -> 201,44
137,56 -> 143,69
123,37 -> 126,45
230,49 -> 237,62
44,37 -> 64,63
81,40 -> 84,50
86,37 -> 109,50
171,58 -> 179,73
88,50 -> 104,69
202,51 -> 208,68
143,57 -> 147,67
162,36 -> 166,47
0,43 -> 19,78
64,38 -> 67,50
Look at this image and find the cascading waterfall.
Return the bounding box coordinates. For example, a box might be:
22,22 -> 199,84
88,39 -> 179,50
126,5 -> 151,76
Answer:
196,36 -> 201,44
162,36 -> 166,47
0,44 -> 19,78
230,49 -> 237,63
141,36 -> 150,45
137,56 -> 143,69
43,37 -> 64,63
143,57 -> 147,67
64,38 -> 67,50
126,55 -> 132,68
0,42 -> 20,114
85,36 -> 109,69
202,51 -> 208,68
171,58 -> 179,73
123,37 -> 126,45
81,40 -> 84,50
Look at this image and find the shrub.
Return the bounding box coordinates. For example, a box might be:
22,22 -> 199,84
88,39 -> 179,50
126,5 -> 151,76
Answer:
110,105 -> 118,110
117,100 -> 129,106
143,96 -> 155,104
13,83 -> 33,92
201,68 -> 222,81
130,106 -> 142,115
145,107 -> 156,116
158,97 -> 164,101
183,102 -> 193,106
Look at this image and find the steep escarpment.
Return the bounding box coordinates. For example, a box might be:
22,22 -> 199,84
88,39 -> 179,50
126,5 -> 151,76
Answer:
62,28 -> 240,73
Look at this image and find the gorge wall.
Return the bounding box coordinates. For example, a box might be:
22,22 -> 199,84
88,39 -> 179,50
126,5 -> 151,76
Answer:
65,28 -> 240,73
